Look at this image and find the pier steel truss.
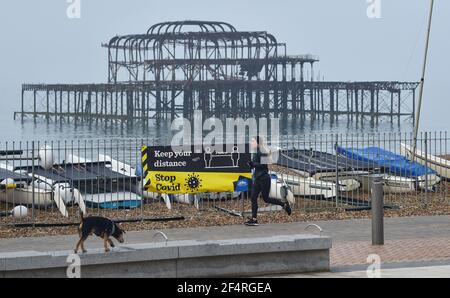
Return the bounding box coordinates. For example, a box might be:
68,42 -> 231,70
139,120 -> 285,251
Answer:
17,21 -> 419,123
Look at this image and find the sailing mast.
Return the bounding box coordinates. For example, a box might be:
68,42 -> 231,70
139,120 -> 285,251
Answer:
413,0 -> 435,152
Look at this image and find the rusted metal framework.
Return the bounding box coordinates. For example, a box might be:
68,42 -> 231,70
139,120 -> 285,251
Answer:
17,21 -> 419,123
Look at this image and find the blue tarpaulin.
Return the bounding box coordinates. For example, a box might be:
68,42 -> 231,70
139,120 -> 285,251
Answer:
336,146 -> 436,177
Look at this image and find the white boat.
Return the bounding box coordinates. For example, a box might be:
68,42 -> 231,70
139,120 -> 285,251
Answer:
279,149 -> 432,194
268,174 -> 296,204
62,153 -> 143,210
313,170 -> 419,194
358,173 -> 415,194
0,153 -> 53,208
0,175 -> 70,217
0,181 -> 54,207
401,143 -> 450,181
271,172 -> 336,199
29,174 -> 85,215
0,149 -> 74,217
92,154 -> 172,210
306,171 -> 362,192
277,150 -> 363,192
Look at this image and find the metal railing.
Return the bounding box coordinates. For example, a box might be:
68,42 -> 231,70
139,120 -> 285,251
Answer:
0,132 -> 449,229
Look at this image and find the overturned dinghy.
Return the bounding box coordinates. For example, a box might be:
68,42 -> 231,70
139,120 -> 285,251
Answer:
271,172 -> 336,199
94,155 -> 172,210
337,146 -> 441,191
0,150 -> 36,161
0,167 -> 54,208
0,147 -> 84,217
16,159 -> 142,210
276,149 -> 368,192
357,173 -> 417,194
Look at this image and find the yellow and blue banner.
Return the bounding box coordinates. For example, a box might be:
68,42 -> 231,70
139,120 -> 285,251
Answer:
141,145 -> 252,194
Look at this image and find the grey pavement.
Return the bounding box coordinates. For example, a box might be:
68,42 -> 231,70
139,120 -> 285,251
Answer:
1,215 -> 449,253
275,265 -> 450,278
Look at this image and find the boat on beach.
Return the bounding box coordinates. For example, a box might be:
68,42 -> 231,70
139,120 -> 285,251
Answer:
53,154 -> 143,209
269,174 -> 295,204
0,149 -> 86,217
336,146 -> 441,191
0,166 -> 54,208
272,171 -> 337,199
94,154 -> 172,210
401,143 -> 450,181
276,149 -> 369,192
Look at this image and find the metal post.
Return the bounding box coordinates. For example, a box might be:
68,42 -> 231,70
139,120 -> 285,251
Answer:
241,191 -> 245,222
424,132 -> 429,208
141,139 -> 145,221
335,134 -> 339,207
372,177 -> 384,245
31,141 -> 36,228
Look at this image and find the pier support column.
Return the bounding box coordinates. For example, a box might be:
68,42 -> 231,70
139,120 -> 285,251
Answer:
21,88 -> 25,122
370,89 -> 375,122
329,89 -> 334,117
398,90 -> 402,121
390,91 -> 394,123
33,90 -> 37,123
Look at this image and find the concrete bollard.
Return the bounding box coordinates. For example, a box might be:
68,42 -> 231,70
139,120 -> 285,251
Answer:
371,177 -> 384,245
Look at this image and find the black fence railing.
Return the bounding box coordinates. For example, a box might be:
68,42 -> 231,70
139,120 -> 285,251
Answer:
0,132 -> 449,227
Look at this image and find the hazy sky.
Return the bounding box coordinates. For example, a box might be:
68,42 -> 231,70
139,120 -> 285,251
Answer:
0,0 -> 449,131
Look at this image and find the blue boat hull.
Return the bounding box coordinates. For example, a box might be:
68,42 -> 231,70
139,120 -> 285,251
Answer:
85,200 -> 142,209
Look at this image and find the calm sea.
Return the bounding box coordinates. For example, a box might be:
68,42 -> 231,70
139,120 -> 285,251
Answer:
0,114 -> 418,144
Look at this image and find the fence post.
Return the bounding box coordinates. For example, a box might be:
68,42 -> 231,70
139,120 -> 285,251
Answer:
31,141 -> 36,228
140,139 -> 145,222
372,176 -> 384,245
424,132 -> 428,208
335,134 -> 339,207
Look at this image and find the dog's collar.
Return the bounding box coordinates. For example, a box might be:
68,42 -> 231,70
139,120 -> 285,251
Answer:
111,221 -> 115,235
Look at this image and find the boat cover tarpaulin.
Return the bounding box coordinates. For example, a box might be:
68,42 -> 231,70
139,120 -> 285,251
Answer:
276,149 -> 378,175
336,146 -> 436,177
0,150 -> 36,160
15,162 -> 138,184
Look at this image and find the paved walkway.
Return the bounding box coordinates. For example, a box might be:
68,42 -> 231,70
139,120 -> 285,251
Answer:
274,265 -> 450,278
1,215 -> 450,273
332,238 -> 450,267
